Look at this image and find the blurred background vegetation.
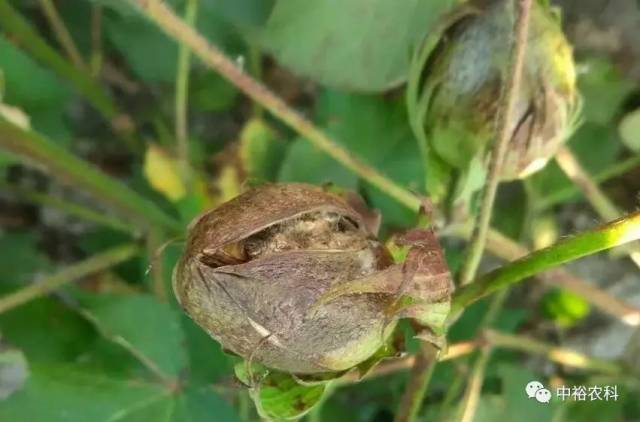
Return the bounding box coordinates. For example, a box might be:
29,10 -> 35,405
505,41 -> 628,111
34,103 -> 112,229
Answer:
0,0 -> 639,420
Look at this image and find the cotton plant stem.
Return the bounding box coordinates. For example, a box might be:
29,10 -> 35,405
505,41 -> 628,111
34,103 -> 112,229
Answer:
175,0 -> 198,187
38,0 -> 87,70
396,1 -> 533,420
0,118 -> 181,233
90,4 -> 103,77
341,327 -> 624,382
146,228 -> 166,301
2,182 -> 133,233
0,0 -> 118,125
555,146 -> 640,268
484,329 -> 622,375
394,344 -> 439,422
456,345 -> 492,422
442,224 -> 640,325
0,244 -> 140,314
536,154 -> 640,211
452,211 -> 640,313
133,0 -> 421,212
454,289 -> 508,422
458,0 -> 533,286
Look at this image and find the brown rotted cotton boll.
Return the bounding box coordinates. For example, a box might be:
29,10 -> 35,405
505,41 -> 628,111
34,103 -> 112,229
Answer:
173,183 -> 401,374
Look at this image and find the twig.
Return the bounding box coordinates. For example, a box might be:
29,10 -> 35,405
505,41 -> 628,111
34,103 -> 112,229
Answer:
339,341 -> 479,384
454,289 -> 508,422
458,0 -> 533,285
0,0 -> 117,122
175,0 -> 198,187
341,326 -> 624,382
2,182 -> 133,233
38,0 -> 87,70
456,345 -> 492,422
0,118 -> 181,233
452,211 -> 640,313
555,146 -> 640,268
133,0 -> 421,212
445,223 -> 640,325
90,4 -> 103,77
394,344 -> 439,422
484,329 -> 622,375
146,228 -> 166,301
0,244 -> 139,314
536,154 -> 640,211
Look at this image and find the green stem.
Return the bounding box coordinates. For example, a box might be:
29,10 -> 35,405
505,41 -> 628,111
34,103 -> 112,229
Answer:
537,154 -> 640,211
0,244 -> 140,314
455,346 -> 492,422
394,344 -> 438,422
37,0 -> 86,70
175,0 -> 198,187
0,0 -> 115,119
133,0 -> 421,212
453,289 -> 507,422
484,329 -> 622,376
2,182 -> 133,233
555,146 -> 640,268
458,0 -> 533,285
452,211 -> 640,313
0,118 -> 181,233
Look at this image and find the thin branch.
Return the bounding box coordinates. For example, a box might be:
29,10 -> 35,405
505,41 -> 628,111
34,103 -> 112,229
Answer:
175,0 -> 198,187
454,289 -> 508,422
0,118 -> 181,233
555,146 -> 640,268
452,211 -> 640,313
394,344 -> 438,422
0,1 -> 116,121
38,0 -> 87,70
458,0 -> 533,285
484,329 -> 622,376
0,0 -> 137,147
444,224 -> 640,325
537,154 -> 640,211
0,244 -> 139,314
133,0 -> 421,211
90,4 -> 103,77
2,182 -> 133,233
456,346 -> 492,422
341,327 -> 624,382
146,228 -> 166,301
340,341 -> 479,384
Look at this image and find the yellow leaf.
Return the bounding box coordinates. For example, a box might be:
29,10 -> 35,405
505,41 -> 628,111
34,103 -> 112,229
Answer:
143,144 -> 186,201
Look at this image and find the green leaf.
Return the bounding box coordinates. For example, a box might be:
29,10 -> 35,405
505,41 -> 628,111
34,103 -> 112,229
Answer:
239,118 -> 287,181
619,108 -> 640,152
278,138 -> 358,188
0,364 -> 240,421
190,70 -> 238,112
74,293 -> 188,378
105,14 -> 179,82
579,58 -> 635,125
262,0 -> 457,92
497,365 -> 559,420
0,232 -> 50,283
235,364 -> 328,421
0,36 -> 70,110
0,364 -> 166,420
315,91 -> 423,228
181,314 -> 235,385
